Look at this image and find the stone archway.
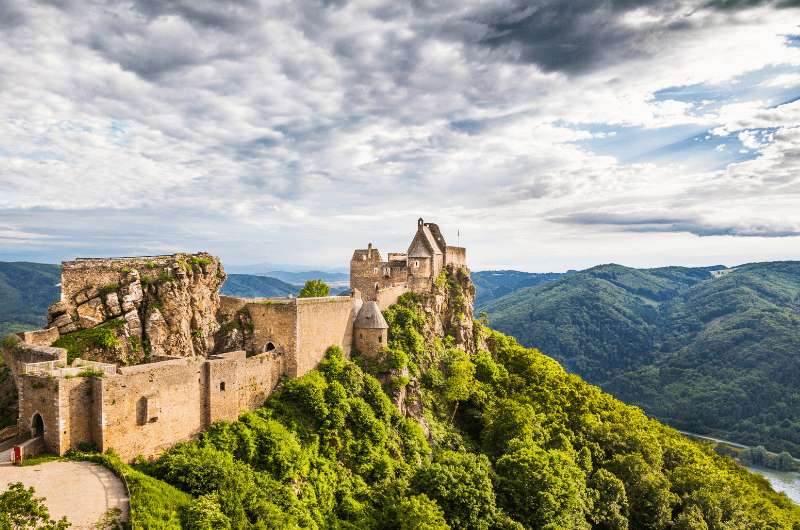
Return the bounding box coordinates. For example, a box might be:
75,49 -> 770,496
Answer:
31,412 -> 44,438
264,341 -> 275,353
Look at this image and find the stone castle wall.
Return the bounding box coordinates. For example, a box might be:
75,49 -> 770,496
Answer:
376,284 -> 408,310
295,296 -> 356,377
101,357 -> 208,460
445,246 -> 466,267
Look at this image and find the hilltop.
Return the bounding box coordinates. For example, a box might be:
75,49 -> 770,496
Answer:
483,261 -> 800,456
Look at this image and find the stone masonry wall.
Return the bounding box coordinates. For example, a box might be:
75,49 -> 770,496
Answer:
206,350 -> 285,424
295,296 -> 356,377
445,246 -> 466,267
58,377 -> 95,454
247,301 -> 297,359
376,284 -> 409,311
17,375 -> 60,450
101,357 -> 208,460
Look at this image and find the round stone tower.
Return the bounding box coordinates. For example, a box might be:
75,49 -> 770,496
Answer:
353,301 -> 388,357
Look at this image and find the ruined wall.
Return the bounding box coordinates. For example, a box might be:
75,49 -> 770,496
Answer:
295,297 -> 356,377
17,375 -> 60,451
100,358 -> 207,460
0,343 -> 66,381
247,301 -> 297,357
445,246 -> 466,267
206,350 -> 285,424
57,377 -> 95,453
376,284 -> 409,311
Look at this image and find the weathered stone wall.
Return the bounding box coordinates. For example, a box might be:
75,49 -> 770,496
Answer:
247,301 -> 297,358
445,246 -> 466,267
295,296 -> 356,377
354,327 -> 387,358
17,375 -> 60,450
101,357 -> 207,460
58,377 -> 95,453
408,257 -> 434,293
376,284 -> 408,310
350,246 -> 382,301
206,350 -> 285,424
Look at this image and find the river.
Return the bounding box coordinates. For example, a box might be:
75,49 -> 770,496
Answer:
678,431 -> 800,505
745,465 -> 800,505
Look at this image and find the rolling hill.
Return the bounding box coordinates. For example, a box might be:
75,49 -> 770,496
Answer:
483,261 -> 800,456
0,262 -> 60,337
220,274 -> 298,298
472,270 -> 562,307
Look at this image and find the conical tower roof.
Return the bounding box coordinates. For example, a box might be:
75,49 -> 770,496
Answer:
354,301 -> 388,329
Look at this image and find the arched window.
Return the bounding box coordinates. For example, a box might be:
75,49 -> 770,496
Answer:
264,342 -> 275,352
220,382 -> 226,391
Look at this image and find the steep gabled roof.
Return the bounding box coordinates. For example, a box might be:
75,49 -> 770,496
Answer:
354,301 -> 388,329
408,220 -> 443,258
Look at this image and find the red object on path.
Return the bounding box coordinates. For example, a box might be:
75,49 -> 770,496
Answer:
13,445 -> 21,464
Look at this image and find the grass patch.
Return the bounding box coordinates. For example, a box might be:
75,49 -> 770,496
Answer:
53,319 -> 124,364
189,256 -> 212,267
98,283 -> 119,297
77,368 -> 105,378
69,450 -> 191,529
19,454 -> 62,467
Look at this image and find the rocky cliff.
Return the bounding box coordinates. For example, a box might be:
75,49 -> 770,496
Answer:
46,253 -> 225,365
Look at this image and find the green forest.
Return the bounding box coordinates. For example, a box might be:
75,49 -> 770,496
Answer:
98,279 -> 800,529
482,261 -> 800,457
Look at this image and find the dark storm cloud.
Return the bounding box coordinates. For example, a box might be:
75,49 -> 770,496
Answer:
552,211 -> 800,237
704,0 -> 800,9
0,0 -> 27,28
450,0 -> 798,75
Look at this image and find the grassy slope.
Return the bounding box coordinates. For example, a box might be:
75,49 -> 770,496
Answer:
484,261 -> 800,455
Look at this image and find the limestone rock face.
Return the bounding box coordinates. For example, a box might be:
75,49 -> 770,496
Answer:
424,265 -> 476,355
46,252 -> 226,364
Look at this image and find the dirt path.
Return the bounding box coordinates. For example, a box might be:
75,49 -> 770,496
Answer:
0,459 -> 129,529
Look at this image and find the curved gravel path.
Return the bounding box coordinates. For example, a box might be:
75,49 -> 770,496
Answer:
0,458 -> 129,529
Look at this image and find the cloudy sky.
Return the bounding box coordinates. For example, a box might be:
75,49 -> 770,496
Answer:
1,0 -> 799,272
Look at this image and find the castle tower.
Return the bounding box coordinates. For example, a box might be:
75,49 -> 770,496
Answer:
353,301 -> 388,357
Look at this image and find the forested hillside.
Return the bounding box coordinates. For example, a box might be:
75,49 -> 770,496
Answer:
483,262 -> 800,457
125,269 -> 800,528
473,270 -> 561,306
0,262 -> 60,337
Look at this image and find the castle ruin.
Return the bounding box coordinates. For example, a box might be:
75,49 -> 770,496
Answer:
1,219 -> 466,461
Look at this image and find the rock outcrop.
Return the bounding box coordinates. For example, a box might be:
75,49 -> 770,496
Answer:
46,253 -> 226,364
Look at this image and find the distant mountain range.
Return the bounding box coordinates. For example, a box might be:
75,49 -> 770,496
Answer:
482,261 -> 800,456
221,274 -> 298,298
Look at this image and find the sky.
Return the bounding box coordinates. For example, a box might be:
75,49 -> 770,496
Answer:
1,0 -> 799,272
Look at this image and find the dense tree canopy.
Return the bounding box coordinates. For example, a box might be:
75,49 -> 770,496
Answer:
483,262 -> 800,456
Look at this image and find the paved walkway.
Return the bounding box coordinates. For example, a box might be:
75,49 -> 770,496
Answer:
0,458 -> 130,529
